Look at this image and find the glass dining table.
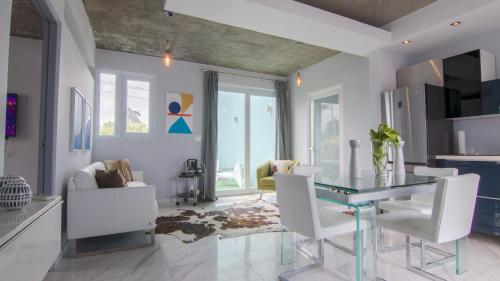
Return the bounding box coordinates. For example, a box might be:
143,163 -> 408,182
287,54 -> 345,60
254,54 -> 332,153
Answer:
282,172 -> 437,281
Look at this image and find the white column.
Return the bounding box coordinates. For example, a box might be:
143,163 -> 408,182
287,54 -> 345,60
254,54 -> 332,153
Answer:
0,0 -> 13,176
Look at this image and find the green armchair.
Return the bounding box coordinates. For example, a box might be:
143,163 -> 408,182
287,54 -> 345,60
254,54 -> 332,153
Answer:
256,160 -> 299,194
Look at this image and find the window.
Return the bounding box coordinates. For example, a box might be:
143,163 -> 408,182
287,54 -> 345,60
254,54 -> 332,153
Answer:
126,79 -> 150,133
98,73 -> 116,136
97,71 -> 153,137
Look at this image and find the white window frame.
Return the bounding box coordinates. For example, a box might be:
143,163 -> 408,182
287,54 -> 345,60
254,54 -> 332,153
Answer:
122,74 -> 154,138
217,83 -> 277,197
95,69 -> 155,139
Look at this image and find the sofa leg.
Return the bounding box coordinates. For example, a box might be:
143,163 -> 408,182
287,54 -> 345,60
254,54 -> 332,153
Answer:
260,192 -> 263,200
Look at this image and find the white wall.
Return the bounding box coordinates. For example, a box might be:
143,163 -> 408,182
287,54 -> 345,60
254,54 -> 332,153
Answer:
0,0 -> 13,176
64,0 -> 96,67
39,0 -> 96,196
290,53 -> 372,174
409,28 -> 500,155
6,37 -> 43,191
289,50 -> 409,175
54,24 -> 95,196
93,49 -> 284,201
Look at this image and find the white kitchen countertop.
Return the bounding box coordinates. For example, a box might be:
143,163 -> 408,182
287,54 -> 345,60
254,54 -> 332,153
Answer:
434,155 -> 500,162
0,196 -> 62,247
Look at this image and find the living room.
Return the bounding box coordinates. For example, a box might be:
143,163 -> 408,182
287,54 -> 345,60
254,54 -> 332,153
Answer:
1,1 -> 500,281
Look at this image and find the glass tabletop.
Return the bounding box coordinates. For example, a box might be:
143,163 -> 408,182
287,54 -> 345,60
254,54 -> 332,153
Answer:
314,172 -> 436,194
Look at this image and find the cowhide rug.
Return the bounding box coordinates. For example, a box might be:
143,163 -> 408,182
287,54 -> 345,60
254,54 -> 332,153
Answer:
155,200 -> 281,243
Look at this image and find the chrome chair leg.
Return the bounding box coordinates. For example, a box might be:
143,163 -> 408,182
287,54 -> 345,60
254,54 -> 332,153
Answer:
405,236 -> 457,281
279,239 -> 325,281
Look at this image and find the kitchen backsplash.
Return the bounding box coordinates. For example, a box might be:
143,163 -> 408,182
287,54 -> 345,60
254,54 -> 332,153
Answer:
453,117 -> 500,155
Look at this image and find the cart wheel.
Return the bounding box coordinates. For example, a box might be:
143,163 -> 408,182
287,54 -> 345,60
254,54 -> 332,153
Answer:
184,198 -> 188,202
176,202 -> 180,206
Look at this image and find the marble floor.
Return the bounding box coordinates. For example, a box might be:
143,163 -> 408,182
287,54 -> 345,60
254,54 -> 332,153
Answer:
44,194 -> 500,281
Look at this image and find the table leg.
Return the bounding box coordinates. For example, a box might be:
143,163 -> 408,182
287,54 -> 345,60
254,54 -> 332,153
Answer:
356,204 -> 377,281
456,236 -> 468,274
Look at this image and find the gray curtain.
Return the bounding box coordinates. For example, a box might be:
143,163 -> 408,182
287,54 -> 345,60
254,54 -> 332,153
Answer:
201,71 -> 218,201
275,80 -> 292,160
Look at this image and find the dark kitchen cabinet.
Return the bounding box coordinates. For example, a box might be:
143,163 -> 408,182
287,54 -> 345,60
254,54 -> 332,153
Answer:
436,160 -> 500,236
444,50 -> 482,118
482,79 -> 500,115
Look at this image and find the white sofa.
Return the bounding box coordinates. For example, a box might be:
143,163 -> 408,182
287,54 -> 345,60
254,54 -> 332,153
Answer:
67,162 -> 158,250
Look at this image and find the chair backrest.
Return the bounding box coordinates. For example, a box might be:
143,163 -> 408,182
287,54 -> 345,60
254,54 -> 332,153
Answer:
412,166 -> 458,204
275,174 -> 321,240
292,165 -> 323,176
430,174 -> 480,243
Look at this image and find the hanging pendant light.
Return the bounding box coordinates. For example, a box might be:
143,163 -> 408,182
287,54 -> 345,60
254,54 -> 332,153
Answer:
295,66 -> 302,87
164,41 -> 172,67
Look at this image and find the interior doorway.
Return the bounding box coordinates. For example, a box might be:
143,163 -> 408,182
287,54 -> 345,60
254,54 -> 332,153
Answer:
5,0 -> 60,196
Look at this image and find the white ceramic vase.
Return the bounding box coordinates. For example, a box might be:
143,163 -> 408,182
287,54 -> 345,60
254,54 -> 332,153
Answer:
349,140 -> 362,179
393,141 -> 406,176
0,176 -> 32,211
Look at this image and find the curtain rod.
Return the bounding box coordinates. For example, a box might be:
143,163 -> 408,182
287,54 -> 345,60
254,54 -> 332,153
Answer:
202,69 -> 285,82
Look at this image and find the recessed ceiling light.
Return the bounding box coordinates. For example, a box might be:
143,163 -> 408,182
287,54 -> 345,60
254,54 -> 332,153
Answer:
451,21 -> 461,27
401,40 -> 412,45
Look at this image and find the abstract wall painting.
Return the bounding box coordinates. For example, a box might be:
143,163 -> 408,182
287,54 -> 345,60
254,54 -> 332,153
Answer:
166,93 -> 193,134
83,100 -> 92,150
71,88 -> 84,151
71,87 -> 93,151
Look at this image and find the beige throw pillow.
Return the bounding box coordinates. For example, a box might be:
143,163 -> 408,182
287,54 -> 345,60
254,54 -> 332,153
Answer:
104,159 -> 134,182
271,160 -> 293,175
119,159 -> 133,182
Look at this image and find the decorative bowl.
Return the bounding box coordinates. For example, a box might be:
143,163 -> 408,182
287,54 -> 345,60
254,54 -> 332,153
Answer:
0,176 -> 32,211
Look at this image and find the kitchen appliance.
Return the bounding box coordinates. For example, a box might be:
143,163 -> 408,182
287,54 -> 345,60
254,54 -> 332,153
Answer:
382,84 -> 454,169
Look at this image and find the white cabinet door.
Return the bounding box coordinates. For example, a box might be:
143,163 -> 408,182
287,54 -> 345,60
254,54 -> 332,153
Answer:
0,203 -> 62,281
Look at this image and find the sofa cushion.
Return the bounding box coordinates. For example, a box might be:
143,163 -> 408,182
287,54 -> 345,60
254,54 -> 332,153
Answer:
259,176 -> 275,187
127,181 -> 147,187
95,169 -> 127,188
73,162 -> 106,190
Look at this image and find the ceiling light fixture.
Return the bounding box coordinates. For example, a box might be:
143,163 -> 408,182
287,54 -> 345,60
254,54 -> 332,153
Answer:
401,40 -> 412,45
450,21 -> 461,27
164,41 -> 172,67
296,66 -> 302,87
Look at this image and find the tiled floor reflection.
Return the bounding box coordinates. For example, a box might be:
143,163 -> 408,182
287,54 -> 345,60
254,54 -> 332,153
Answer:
45,195 -> 500,281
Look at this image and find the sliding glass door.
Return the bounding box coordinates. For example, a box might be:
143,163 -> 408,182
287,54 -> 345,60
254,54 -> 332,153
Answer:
250,95 -> 276,187
216,88 -> 276,194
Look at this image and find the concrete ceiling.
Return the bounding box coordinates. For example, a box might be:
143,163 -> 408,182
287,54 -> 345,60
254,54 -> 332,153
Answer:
10,0 -> 43,40
294,0 -> 437,27
82,0 -> 340,76
8,0 -> 339,76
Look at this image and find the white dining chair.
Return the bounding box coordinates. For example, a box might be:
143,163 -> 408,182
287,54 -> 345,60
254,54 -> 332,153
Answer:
377,173 -> 480,281
275,174 -> 363,281
379,167 -> 458,215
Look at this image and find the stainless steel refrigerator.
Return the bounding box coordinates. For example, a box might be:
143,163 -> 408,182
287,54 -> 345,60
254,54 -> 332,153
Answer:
382,84 -> 454,169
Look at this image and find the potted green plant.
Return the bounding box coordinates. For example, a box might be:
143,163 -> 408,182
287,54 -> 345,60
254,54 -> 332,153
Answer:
369,123 -> 401,177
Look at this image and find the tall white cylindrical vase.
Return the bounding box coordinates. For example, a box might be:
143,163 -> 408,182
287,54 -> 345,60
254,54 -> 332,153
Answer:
349,140 -> 361,179
393,141 -> 406,176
